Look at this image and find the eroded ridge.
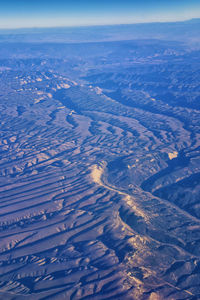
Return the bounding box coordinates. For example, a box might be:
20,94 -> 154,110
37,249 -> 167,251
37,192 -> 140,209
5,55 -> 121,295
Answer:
90,162 -> 200,299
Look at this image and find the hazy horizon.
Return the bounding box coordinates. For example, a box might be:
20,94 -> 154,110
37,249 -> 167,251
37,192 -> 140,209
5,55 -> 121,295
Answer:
0,17 -> 200,31
0,0 -> 200,29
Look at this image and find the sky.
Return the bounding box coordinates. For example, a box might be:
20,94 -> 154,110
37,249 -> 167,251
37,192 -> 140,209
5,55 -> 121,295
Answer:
0,0 -> 200,29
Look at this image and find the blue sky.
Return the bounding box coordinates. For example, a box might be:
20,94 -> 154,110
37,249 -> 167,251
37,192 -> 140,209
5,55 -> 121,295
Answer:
0,0 -> 200,28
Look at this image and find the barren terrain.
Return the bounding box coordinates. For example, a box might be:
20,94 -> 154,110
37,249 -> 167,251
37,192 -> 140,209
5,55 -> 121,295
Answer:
0,22 -> 200,299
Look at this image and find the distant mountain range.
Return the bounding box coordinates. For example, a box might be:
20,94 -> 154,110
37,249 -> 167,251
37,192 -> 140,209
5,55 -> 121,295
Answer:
0,18 -> 199,45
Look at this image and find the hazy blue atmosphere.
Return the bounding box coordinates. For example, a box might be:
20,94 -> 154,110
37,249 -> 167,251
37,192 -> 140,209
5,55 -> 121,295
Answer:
0,0 -> 200,28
